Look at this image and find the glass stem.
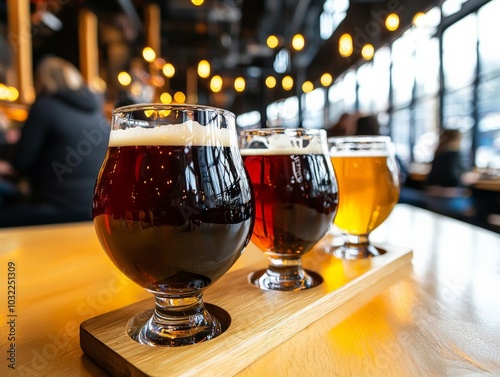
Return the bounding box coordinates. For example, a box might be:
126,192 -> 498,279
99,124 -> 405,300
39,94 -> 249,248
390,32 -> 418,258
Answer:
131,292 -> 222,346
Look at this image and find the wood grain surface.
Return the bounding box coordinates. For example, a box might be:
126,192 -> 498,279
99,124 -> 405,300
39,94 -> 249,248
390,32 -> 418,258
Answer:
80,245 -> 412,377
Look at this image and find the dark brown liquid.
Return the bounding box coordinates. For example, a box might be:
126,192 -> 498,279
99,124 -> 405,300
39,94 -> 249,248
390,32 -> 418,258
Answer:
243,154 -> 338,255
93,145 -> 254,292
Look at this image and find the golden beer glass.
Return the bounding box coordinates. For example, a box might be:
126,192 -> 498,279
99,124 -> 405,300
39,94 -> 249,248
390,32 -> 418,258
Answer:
328,136 -> 400,259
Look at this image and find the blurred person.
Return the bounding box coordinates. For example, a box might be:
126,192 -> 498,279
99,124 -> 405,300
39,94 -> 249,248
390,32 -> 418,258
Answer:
326,112 -> 358,137
426,129 -> 465,187
0,56 -> 110,227
424,129 -> 475,218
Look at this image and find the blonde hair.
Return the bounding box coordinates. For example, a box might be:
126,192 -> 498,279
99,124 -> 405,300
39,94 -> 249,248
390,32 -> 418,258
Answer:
35,56 -> 84,94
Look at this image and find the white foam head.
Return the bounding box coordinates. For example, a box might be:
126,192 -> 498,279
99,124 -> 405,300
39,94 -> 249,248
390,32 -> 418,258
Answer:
109,121 -> 234,147
240,133 -> 327,156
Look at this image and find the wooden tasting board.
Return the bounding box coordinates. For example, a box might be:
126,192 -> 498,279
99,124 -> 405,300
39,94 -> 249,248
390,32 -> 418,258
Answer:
80,243 -> 412,377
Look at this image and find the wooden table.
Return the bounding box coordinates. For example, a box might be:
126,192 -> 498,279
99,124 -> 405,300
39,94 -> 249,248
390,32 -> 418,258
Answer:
1,204 -> 500,376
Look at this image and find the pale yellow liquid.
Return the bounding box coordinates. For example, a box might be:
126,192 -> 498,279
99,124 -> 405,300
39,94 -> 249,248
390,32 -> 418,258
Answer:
331,155 -> 400,235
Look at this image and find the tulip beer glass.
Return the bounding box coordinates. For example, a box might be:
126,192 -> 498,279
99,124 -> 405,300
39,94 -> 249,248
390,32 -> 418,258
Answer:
240,128 -> 338,291
93,104 -> 254,346
328,136 -> 400,259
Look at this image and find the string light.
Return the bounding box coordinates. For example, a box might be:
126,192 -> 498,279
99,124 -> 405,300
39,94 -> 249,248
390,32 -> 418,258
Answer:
210,75 -> 223,92
265,76 -> 277,88
320,73 -> 333,87
162,63 -> 175,78
282,75 -> 293,91
160,92 -> 172,104
174,91 -> 186,103
234,77 -> 246,92
361,44 -> 375,60
266,35 -> 279,49
198,60 -> 211,78
302,81 -> 313,93
386,14 -> 400,31
339,33 -> 353,57
142,47 -> 156,62
117,71 -> 132,86
292,34 -> 305,51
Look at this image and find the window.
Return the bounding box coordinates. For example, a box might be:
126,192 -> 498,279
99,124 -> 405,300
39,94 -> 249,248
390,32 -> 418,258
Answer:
302,88 -> 326,129
391,30 -> 415,108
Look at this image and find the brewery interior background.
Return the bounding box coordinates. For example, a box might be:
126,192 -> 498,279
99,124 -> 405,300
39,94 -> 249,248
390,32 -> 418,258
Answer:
0,0 -> 499,232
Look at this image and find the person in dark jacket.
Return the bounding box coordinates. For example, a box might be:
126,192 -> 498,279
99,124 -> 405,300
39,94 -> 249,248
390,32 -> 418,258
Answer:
426,129 -> 464,187
0,56 -> 110,227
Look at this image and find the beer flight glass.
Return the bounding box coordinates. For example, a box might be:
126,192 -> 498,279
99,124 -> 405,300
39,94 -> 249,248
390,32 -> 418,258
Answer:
328,136 -> 400,259
240,128 -> 339,291
93,104 -> 254,347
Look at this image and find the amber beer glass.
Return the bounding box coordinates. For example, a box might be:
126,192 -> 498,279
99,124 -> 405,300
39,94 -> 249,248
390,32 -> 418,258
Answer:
328,136 -> 400,259
93,104 -> 254,346
240,129 -> 338,291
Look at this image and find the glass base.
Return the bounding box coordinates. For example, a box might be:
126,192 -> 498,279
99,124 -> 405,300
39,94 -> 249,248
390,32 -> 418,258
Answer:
331,244 -> 386,260
249,268 -> 323,291
126,303 -> 230,347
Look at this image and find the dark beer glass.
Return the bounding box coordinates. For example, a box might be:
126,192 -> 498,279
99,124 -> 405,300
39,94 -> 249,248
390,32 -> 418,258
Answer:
93,104 -> 254,346
240,128 -> 338,291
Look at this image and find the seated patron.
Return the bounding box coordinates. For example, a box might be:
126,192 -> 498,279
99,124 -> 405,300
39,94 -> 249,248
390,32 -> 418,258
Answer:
0,56 -> 110,227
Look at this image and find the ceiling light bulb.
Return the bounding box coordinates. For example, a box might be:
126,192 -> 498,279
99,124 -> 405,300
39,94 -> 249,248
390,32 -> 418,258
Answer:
267,35 -> 279,49
292,34 -> 305,51
302,81 -> 313,93
361,44 -> 375,60
386,14 -> 400,31
162,63 -> 175,78
117,71 -> 132,86
210,75 -> 223,92
265,76 -> 277,88
198,60 -> 211,78
282,75 -> 293,91
320,73 -> 333,86
339,33 -> 353,57
234,77 -> 246,92
142,47 -> 156,62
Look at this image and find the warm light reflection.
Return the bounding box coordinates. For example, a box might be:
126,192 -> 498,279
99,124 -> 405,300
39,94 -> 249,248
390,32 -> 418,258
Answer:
160,92 -> 172,104
292,34 -> 305,51
162,63 -> 175,78
265,76 -> 277,88
302,80 -> 313,93
386,13 -> 400,31
210,75 -> 223,92
117,71 -> 132,86
320,73 -> 333,86
282,75 -> 293,91
159,110 -> 171,117
339,33 -> 353,57
234,77 -> 246,92
361,44 -> 375,60
266,35 -> 279,49
142,47 -> 156,62
198,60 -> 211,78
174,91 -> 186,103
191,0 -> 204,5
144,109 -> 155,118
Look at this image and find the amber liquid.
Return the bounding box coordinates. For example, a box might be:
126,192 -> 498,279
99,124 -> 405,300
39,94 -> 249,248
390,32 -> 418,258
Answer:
330,155 -> 400,235
243,154 -> 338,255
93,145 -> 254,292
